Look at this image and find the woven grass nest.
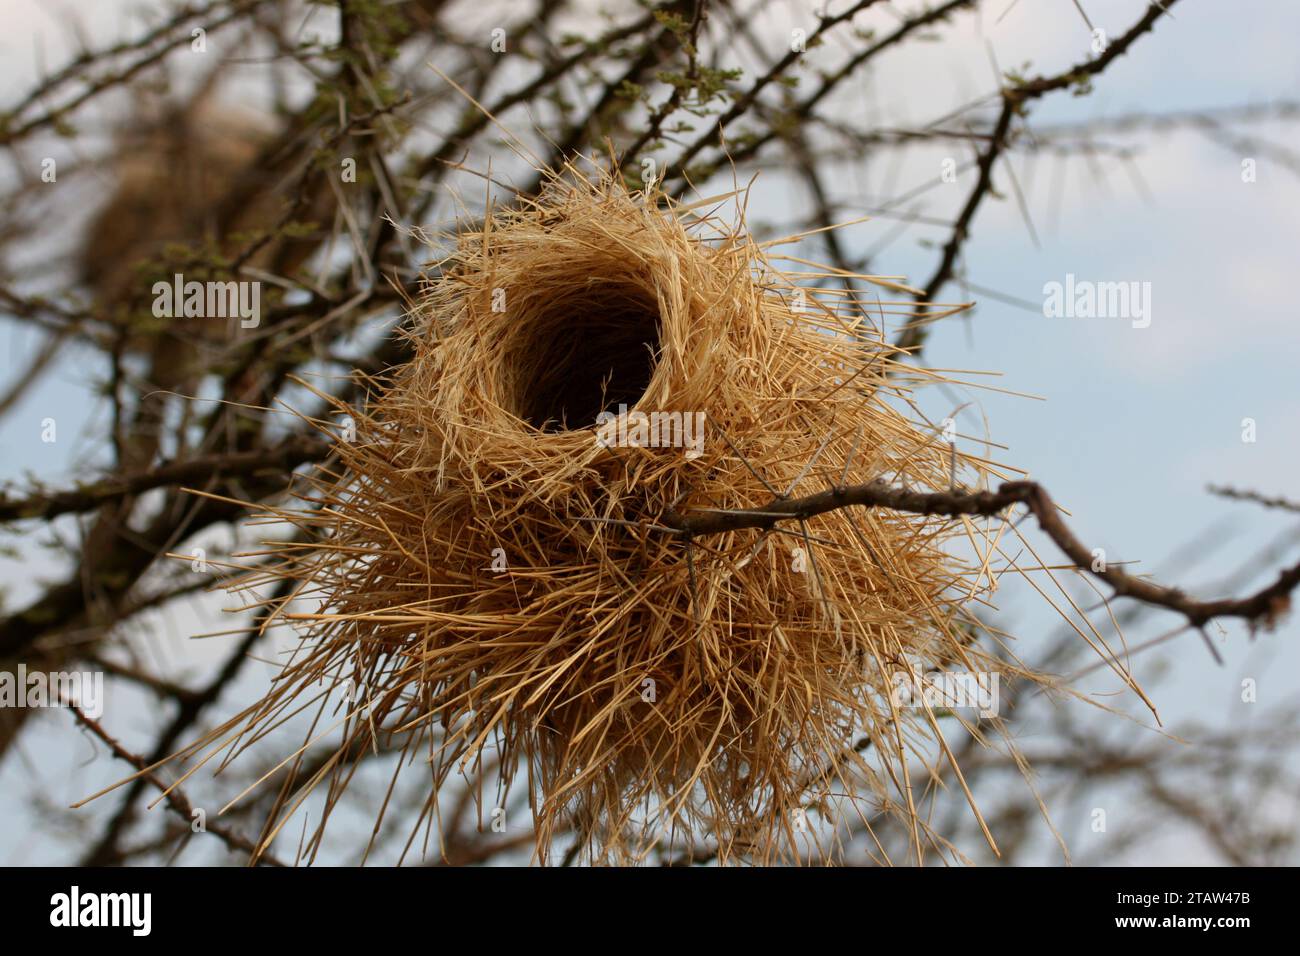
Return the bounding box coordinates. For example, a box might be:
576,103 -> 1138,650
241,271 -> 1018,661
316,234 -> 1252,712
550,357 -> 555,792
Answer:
184,166 -> 1039,865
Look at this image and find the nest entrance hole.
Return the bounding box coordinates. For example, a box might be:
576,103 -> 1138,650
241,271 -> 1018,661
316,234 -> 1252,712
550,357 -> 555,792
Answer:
516,290 -> 662,432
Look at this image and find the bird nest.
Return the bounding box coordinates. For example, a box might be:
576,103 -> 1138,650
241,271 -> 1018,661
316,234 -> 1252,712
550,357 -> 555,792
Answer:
168,168 -> 1038,865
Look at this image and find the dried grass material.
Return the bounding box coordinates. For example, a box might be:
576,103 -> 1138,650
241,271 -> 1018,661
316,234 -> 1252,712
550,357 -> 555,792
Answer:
197,169 -> 1037,864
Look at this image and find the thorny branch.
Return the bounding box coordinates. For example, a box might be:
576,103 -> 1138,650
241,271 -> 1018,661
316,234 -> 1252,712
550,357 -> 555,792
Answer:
665,478 -> 1299,630
894,0 -> 1184,352
67,703 -> 286,866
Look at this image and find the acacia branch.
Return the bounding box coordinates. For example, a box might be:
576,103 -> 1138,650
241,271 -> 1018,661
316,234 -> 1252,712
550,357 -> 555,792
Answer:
894,0 -> 1184,353
0,435 -> 328,524
1207,485 -> 1300,514
68,704 -> 285,866
664,477 -> 1299,630
669,0 -> 980,192
667,0 -> 884,179
0,1 -> 270,147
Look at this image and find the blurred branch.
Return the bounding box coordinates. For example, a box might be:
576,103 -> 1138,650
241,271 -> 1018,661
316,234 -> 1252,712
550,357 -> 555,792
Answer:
1207,485 -> 1300,514
68,702 -> 286,866
0,434 -> 328,524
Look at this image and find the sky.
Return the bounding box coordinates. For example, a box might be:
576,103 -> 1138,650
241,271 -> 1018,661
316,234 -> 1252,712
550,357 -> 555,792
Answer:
1,0 -> 1297,865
